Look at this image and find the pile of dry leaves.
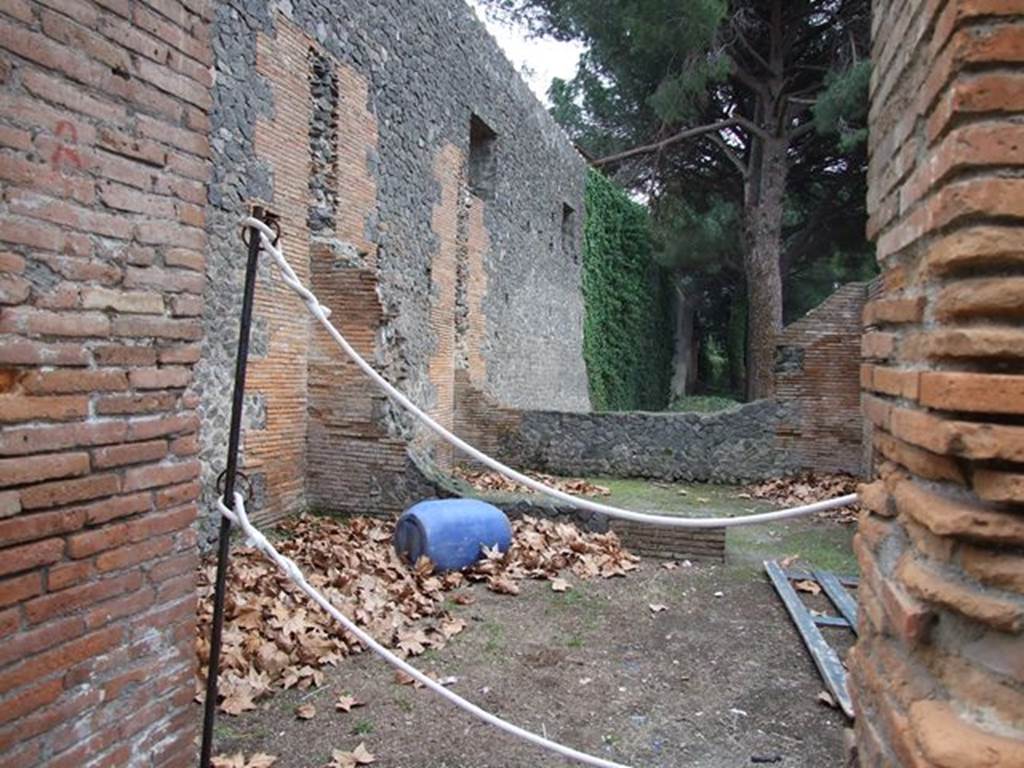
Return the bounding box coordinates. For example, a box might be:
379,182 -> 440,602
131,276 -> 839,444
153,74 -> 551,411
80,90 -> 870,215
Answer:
742,472 -> 861,523
451,466 -> 611,498
196,514 -> 638,715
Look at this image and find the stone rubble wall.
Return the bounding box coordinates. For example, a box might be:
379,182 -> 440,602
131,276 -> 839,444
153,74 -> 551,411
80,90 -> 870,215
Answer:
505,400 -> 799,483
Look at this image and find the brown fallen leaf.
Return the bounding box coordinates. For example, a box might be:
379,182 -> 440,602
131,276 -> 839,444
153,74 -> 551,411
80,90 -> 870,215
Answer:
393,670 -> 423,688
662,562 -> 678,571
212,754 -> 277,768
439,617 -> 466,639
649,603 -> 668,613
196,511 -> 640,715
296,703 -> 316,720
744,472 -> 861,523
550,577 -> 571,592
335,694 -> 366,713
396,628 -> 429,656
795,579 -> 822,595
329,743 -> 376,768
817,690 -> 838,709
220,687 -> 258,716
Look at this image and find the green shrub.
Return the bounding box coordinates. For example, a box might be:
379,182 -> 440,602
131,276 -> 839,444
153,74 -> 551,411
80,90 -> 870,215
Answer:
582,170 -> 673,411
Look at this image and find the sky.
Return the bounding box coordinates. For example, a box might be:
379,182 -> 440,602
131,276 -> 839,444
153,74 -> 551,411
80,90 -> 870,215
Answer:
466,0 -> 584,104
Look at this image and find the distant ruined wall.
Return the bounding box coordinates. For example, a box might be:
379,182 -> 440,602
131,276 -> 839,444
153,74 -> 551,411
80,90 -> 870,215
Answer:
196,0 -> 589,530
507,400 -> 798,483
504,283 -> 869,482
774,282 -> 868,476
852,2 -> 1024,766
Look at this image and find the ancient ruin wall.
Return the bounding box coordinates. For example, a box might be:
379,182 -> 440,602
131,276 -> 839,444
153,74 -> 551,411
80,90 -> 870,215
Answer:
509,400 -> 799,483
774,281 -> 868,475
505,283 -> 869,482
197,0 -> 589,529
0,0 -> 212,763
853,2 -> 1024,765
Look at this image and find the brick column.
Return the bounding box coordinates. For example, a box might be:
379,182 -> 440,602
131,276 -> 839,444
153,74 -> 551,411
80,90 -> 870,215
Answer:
0,0 -> 211,765
854,2 -> 1024,765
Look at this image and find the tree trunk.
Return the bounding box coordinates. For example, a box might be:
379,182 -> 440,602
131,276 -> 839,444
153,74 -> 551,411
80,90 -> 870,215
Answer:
727,286 -> 746,396
669,281 -> 696,402
743,134 -> 787,400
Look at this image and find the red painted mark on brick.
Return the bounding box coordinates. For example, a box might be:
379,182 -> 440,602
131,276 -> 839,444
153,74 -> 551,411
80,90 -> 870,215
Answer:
50,120 -> 82,171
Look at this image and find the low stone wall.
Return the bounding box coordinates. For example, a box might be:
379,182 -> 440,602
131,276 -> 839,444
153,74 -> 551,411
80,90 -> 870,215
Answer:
505,400 -> 800,482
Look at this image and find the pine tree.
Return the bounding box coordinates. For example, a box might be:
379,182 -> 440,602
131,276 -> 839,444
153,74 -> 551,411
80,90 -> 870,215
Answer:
486,0 -> 871,399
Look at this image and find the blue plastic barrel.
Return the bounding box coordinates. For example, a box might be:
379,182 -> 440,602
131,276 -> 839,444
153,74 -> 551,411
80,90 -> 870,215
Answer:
393,499 -> 512,572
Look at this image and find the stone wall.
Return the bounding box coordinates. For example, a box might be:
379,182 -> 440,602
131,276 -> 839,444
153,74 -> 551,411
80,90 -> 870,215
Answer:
852,2 -> 1024,766
0,0 -> 212,764
196,0 -> 590,532
508,400 -> 797,483
504,283 -> 869,483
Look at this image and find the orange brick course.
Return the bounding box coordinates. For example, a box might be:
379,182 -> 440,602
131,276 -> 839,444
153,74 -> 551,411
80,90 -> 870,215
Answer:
0,0 -> 211,764
855,1 -> 1024,764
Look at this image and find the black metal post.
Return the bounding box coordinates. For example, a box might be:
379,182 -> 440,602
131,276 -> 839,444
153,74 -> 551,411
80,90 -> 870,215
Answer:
199,207 -> 271,767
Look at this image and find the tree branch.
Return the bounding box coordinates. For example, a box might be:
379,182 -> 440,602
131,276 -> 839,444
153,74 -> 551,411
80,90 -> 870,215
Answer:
732,64 -> 771,100
787,121 -> 817,140
707,133 -> 750,178
733,115 -> 771,141
593,120 -> 743,167
729,20 -> 771,73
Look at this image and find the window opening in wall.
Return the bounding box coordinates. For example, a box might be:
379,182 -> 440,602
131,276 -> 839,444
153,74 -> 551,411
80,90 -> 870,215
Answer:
468,114 -> 497,201
308,49 -> 339,234
561,203 -> 577,261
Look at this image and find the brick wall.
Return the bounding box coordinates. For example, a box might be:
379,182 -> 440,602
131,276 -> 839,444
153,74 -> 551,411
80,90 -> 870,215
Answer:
852,2 -> 1024,765
305,51 -> 409,517
242,20 -> 312,527
463,197 -> 489,386
426,143 -> 463,470
0,0 -> 212,764
774,282 -> 868,475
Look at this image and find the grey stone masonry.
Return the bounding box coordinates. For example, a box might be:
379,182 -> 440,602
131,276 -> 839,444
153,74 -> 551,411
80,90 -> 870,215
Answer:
507,400 -> 801,483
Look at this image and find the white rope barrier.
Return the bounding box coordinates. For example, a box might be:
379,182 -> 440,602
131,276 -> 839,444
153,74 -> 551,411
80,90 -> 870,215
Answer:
241,216 -> 859,529
218,492 -> 634,768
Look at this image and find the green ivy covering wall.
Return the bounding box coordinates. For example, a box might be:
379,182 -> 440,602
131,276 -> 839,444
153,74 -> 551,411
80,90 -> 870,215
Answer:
582,169 -> 673,411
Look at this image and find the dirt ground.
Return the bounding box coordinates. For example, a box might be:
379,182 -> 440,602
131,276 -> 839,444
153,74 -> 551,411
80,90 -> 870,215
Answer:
207,478 -> 858,768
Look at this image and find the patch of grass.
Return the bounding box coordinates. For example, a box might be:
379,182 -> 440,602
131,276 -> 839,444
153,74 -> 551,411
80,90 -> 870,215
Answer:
482,620 -> 505,655
550,589 -> 585,608
590,476 -> 770,517
392,692 -> 413,713
352,719 -> 374,736
728,520 -> 857,573
548,586 -> 606,631
668,395 -> 741,413
213,722 -> 240,741
565,633 -> 585,649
